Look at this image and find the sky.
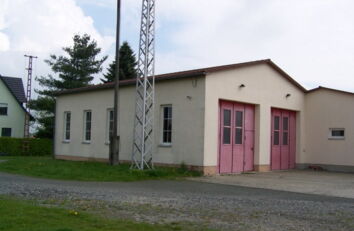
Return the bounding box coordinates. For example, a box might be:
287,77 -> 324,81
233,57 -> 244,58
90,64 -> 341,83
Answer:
1,0 -> 354,97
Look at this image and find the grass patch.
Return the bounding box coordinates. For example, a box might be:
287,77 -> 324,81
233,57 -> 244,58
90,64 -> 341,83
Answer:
0,156 -> 201,181
0,196 -> 210,231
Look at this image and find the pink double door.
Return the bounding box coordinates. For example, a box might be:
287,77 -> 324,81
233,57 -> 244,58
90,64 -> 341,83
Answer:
271,108 -> 296,170
219,101 -> 255,174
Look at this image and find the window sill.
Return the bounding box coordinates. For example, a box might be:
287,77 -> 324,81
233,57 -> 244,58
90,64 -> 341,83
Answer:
159,143 -> 172,148
82,141 -> 91,144
328,137 -> 345,140
62,140 -> 70,144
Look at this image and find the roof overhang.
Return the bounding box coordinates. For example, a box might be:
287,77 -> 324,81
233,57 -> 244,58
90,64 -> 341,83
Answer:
54,59 -> 309,96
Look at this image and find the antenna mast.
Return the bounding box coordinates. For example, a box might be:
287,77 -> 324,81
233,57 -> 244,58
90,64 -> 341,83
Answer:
24,55 -> 37,138
132,0 -> 156,169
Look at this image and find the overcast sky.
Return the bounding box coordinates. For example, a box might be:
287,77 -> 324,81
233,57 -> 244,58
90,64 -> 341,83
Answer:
1,0 -> 354,96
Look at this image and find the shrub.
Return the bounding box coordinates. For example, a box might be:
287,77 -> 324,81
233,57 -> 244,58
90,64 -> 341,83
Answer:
0,137 -> 52,156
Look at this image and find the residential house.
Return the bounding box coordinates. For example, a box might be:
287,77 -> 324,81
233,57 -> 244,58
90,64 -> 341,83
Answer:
0,75 -> 27,138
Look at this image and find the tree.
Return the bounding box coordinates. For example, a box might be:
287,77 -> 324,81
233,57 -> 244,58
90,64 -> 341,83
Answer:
101,41 -> 137,83
29,34 -> 107,138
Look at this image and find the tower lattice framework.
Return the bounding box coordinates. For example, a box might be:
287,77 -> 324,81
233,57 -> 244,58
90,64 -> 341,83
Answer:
132,0 -> 156,170
24,55 -> 37,138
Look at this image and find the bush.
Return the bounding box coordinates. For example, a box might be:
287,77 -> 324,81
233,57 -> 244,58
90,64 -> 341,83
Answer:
0,137 -> 52,156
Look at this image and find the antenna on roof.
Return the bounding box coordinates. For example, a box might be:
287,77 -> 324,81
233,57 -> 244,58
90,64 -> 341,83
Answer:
131,0 -> 156,170
24,55 -> 37,138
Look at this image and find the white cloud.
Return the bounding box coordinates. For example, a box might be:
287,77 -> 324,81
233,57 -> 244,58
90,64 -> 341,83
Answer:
1,0 -> 354,93
0,32 -> 9,51
0,0 -> 115,94
151,0 -> 354,92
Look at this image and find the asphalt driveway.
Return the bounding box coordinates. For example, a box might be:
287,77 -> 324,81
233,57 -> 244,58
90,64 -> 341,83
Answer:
1,172 -> 354,231
190,170 -> 354,199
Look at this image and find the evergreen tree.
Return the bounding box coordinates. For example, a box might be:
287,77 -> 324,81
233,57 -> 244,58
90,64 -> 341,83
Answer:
29,34 -> 107,138
101,41 -> 137,83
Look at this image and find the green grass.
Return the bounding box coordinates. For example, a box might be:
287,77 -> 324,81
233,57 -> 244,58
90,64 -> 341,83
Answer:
0,156 -> 201,182
0,196 -> 208,231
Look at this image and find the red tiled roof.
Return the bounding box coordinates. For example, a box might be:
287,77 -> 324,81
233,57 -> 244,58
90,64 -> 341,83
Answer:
55,59 -> 307,96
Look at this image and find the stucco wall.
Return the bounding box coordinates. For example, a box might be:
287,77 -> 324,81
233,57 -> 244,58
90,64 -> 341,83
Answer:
304,89 -> 354,166
55,77 -> 205,166
0,79 -> 25,138
204,64 -> 306,168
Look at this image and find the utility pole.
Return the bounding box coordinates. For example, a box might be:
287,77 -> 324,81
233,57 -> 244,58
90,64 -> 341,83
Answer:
131,0 -> 156,170
109,0 -> 121,165
24,55 -> 37,138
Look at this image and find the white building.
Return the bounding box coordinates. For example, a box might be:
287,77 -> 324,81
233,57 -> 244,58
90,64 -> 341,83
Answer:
54,59 -> 354,174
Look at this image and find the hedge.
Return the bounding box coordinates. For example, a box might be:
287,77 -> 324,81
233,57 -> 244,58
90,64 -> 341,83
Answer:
0,137 -> 52,156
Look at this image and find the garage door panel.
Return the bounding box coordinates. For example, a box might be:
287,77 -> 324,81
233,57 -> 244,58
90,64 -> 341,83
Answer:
219,101 -> 254,174
219,102 -> 233,174
289,112 -> 296,169
271,108 -> 296,170
271,109 -> 281,170
280,112 -> 290,170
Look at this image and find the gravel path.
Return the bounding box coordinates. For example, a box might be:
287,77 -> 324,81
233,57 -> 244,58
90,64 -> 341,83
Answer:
1,172 -> 353,231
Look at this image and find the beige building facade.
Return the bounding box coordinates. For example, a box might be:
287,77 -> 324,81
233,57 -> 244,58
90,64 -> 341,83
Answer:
54,60 -> 354,174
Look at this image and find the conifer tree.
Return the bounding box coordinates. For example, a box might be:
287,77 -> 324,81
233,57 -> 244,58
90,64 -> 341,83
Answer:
101,41 -> 137,83
29,34 -> 107,138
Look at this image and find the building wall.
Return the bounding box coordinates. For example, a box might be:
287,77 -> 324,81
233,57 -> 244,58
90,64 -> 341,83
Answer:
203,64 -> 306,171
55,77 -> 206,166
303,89 -> 354,168
0,79 -> 25,138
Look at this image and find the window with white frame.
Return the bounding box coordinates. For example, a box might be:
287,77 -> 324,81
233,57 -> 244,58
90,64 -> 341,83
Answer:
162,105 -> 172,145
329,128 -> 345,140
106,109 -> 114,143
83,110 -> 92,142
0,103 -> 8,116
63,112 -> 71,141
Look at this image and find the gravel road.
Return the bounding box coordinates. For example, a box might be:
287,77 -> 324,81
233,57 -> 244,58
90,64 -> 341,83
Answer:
1,172 -> 353,231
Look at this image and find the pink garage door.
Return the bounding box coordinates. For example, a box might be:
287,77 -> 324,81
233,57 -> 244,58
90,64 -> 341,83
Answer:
271,108 -> 296,170
219,101 -> 255,174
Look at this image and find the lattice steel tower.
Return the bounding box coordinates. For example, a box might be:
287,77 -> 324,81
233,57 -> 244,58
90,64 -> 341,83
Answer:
132,0 -> 156,170
24,55 -> 37,138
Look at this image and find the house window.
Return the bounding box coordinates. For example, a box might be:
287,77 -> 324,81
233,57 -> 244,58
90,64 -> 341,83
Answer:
162,105 -> 172,145
83,110 -> 92,142
106,109 -> 114,143
0,103 -> 8,116
64,112 -> 71,141
1,128 -> 11,137
329,128 -> 345,140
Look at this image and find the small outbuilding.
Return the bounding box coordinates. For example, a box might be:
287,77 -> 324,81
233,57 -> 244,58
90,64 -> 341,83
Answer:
54,59 -> 354,174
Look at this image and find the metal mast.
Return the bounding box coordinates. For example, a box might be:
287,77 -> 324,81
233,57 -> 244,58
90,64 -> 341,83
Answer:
132,0 -> 156,170
24,55 -> 37,138
109,0 -> 121,165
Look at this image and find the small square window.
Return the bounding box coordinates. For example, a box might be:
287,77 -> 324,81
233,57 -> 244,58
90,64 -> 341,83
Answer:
0,103 -> 8,116
1,128 -> 11,137
329,128 -> 345,140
